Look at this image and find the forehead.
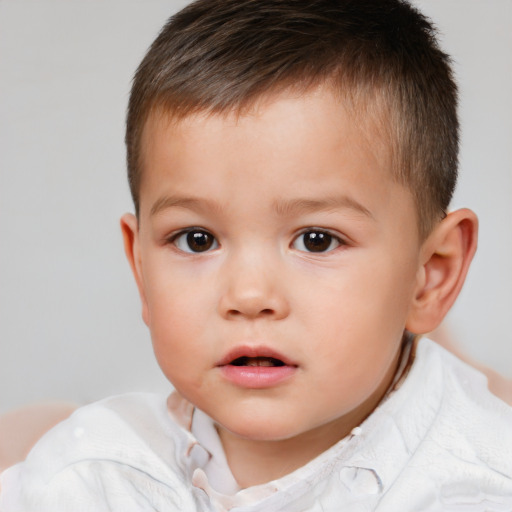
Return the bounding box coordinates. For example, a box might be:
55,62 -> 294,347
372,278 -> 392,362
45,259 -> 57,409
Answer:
141,86 -> 401,205
139,85 -> 393,186
137,87 -> 419,246
137,87 -> 420,243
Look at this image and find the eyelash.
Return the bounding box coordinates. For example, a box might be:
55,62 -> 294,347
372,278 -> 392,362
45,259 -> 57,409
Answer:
168,228 -> 219,254
167,228 -> 345,254
292,229 -> 345,254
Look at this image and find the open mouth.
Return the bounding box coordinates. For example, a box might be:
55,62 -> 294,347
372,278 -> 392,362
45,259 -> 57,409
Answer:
218,348 -> 297,387
230,356 -> 286,367
216,346 -> 298,389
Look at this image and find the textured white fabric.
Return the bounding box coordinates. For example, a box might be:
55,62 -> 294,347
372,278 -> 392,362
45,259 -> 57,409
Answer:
1,339 -> 512,511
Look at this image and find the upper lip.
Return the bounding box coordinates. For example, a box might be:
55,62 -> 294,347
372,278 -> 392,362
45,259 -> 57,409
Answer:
216,345 -> 298,367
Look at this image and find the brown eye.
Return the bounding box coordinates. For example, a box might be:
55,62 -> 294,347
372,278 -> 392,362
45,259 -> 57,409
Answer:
174,229 -> 218,253
293,230 -> 340,253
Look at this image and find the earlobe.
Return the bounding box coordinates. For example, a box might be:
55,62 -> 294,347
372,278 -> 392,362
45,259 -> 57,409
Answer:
406,208 -> 478,334
120,213 -> 150,326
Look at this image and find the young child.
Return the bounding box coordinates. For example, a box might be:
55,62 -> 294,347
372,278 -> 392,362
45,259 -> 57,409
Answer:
1,0 -> 511,510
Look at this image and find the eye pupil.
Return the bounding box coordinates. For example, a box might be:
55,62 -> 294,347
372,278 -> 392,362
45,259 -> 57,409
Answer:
187,231 -> 213,252
303,232 -> 332,252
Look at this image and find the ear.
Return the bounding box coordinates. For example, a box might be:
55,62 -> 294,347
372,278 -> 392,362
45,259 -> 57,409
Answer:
406,208 -> 478,334
120,213 -> 150,326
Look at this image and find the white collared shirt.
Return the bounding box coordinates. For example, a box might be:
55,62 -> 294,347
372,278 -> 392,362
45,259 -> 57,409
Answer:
1,339 -> 512,511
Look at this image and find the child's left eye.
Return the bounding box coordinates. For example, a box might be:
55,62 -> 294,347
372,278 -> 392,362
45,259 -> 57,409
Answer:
292,230 -> 342,253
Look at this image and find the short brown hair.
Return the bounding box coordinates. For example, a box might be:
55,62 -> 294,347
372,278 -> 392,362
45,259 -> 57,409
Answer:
126,0 -> 458,238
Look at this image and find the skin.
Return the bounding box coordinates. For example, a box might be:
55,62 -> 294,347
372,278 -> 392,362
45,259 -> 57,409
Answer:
122,86 -> 478,487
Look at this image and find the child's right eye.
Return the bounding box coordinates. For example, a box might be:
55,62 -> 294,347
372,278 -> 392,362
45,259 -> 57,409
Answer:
170,229 -> 219,253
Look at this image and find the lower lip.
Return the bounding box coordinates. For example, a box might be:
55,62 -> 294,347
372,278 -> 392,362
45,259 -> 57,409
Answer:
219,365 -> 297,388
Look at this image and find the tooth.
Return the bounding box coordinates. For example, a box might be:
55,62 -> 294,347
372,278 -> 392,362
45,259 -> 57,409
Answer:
244,358 -> 276,367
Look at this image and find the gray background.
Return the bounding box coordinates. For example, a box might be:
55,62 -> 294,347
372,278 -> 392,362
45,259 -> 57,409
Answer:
1,0 -> 511,413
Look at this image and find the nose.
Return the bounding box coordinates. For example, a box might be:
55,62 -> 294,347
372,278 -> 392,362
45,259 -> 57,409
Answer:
218,251 -> 290,321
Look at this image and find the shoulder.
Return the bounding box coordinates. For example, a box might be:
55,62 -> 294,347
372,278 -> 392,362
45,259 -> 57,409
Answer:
22,392 -> 184,473
413,339 -> 512,468
377,339 -> 512,509
417,338 -> 512,430
0,393 -> 197,511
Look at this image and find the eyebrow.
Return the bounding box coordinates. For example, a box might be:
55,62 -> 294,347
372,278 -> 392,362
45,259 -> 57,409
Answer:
150,195 -> 222,216
150,194 -> 374,219
272,196 -> 374,219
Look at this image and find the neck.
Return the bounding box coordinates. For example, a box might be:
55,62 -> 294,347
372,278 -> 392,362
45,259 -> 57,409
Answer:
216,410 -> 358,488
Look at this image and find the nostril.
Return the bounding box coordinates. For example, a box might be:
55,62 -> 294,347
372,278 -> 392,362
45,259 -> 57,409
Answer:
219,289 -> 289,320
226,307 -> 275,319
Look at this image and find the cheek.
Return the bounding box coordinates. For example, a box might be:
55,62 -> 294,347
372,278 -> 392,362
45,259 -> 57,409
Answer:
353,251 -> 417,315
147,286 -> 211,351
143,255 -> 215,323
300,256 -> 414,368
141,265 -> 215,368
302,258 -> 411,326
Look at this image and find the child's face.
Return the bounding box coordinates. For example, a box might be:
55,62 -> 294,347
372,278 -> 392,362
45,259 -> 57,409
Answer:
126,87 -> 425,444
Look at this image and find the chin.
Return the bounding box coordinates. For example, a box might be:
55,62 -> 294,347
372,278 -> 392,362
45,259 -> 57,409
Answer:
217,415 -> 306,442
